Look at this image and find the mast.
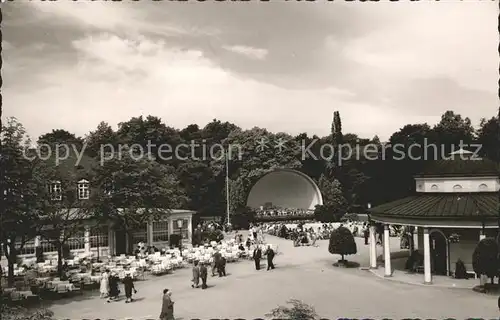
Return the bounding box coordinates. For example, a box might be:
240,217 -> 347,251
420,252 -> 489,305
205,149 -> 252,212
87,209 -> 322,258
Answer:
225,149 -> 230,225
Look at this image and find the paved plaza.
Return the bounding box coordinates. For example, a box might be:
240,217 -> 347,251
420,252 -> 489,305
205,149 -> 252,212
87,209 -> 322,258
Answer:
46,235 -> 498,319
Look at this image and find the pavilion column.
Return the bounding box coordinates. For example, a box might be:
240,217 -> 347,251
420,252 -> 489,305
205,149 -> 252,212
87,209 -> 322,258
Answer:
84,226 -> 91,255
107,225 -> 115,257
423,227 -> 432,284
187,217 -> 193,244
147,220 -> 154,246
369,224 -> 377,269
383,224 -> 391,277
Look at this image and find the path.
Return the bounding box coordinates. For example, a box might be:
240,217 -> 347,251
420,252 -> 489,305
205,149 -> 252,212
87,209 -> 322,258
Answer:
47,236 -> 498,319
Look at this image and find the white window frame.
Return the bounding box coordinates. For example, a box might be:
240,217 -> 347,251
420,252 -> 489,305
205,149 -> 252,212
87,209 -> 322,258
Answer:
49,181 -> 62,201
77,179 -> 90,200
152,221 -> 169,242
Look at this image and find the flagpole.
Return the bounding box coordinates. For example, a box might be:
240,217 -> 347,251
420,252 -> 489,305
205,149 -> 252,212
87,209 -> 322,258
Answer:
225,148 -> 230,225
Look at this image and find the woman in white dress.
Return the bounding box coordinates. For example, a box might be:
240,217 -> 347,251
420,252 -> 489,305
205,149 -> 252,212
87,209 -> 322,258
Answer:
100,270 -> 110,298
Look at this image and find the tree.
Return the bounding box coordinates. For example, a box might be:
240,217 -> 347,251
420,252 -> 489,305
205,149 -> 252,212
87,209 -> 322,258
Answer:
0,118 -> 45,286
93,148 -> 187,253
472,237 -> 499,284
476,110 -> 500,162
328,226 -> 357,262
38,129 -> 84,149
432,110 -> 475,157
84,121 -> 118,158
230,206 -> 256,230
266,300 -> 318,320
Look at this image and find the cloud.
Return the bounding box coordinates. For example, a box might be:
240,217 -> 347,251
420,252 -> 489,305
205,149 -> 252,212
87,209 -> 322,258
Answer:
2,1 -> 498,142
222,45 -> 268,60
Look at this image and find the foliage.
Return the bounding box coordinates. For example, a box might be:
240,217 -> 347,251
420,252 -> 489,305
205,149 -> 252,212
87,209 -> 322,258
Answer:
1,306 -> 54,320
472,237 -> 500,282
328,226 -> 357,261
230,206 -> 256,230
0,118 -> 46,285
267,299 -> 318,320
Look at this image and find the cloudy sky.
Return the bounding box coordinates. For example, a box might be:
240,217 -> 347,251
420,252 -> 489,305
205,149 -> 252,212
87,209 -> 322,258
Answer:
3,1 -> 498,141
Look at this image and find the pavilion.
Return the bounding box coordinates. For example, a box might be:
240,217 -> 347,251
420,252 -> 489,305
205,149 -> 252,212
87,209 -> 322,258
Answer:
367,149 -> 499,284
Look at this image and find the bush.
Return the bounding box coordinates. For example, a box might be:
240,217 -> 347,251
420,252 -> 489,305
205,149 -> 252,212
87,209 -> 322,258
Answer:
266,299 -> 318,320
169,234 -> 181,247
328,226 -> 357,262
472,237 -> 499,283
1,306 -> 54,320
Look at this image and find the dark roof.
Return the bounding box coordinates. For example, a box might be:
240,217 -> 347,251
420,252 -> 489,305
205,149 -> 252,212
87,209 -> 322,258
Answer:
416,157 -> 499,178
368,192 -> 499,221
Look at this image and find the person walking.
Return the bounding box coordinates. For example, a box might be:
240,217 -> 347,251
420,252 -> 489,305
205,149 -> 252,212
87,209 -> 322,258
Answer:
159,289 -> 174,320
219,256 -> 227,276
123,272 -> 137,303
99,269 -> 110,298
253,245 -> 262,270
107,272 -> 119,303
191,261 -> 200,288
363,226 -> 369,245
265,245 -> 275,270
200,263 -> 208,289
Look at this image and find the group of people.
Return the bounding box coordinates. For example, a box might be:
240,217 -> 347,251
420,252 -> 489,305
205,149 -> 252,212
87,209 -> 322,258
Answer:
99,270 -> 137,303
252,245 -> 275,270
256,207 -> 314,217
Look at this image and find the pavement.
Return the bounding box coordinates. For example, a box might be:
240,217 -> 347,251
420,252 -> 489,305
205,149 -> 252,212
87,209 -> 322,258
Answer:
45,235 -> 499,319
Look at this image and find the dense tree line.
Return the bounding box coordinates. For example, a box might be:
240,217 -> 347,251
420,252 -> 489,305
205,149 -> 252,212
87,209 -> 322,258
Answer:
1,109 -> 499,285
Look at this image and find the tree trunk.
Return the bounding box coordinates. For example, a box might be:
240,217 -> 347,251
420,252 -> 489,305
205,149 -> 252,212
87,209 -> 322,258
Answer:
341,254 -> 344,262
5,242 -> 17,288
57,243 -> 63,277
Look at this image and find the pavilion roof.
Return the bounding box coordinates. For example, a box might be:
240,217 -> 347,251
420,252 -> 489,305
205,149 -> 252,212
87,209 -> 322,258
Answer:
368,192 -> 499,221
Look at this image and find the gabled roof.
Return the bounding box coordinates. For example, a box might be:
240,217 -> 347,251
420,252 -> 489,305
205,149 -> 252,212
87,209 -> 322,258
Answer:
368,192 -> 499,221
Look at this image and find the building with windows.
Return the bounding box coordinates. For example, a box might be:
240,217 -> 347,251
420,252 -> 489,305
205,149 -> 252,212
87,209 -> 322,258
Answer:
4,153 -> 195,259
367,149 -> 499,284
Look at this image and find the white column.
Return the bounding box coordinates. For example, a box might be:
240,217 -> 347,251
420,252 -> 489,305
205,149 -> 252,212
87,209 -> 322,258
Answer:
84,226 -> 91,254
147,221 -> 154,246
383,224 -> 391,277
168,218 -> 174,236
413,227 -> 419,250
369,225 -> 377,269
187,217 -> 193,243
423,227 -> 432,284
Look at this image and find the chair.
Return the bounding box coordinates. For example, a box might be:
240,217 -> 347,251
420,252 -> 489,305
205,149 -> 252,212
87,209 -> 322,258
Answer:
56,284 -> 69,295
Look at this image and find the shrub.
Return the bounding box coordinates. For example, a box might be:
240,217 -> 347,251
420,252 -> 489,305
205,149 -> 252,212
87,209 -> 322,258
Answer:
328,226 -> 357,262
169,234 -> 181,247
266,299 -> 318,320
472,237 -> 499,284
1,306 -> 54,320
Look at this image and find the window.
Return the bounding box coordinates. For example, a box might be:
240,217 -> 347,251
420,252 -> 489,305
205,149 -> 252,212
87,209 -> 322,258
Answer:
67,231 -> 85,250
479,184 -> 488,191
90,226 -> 109,248
172,219 -> 188,240
40,239 -> 57,253
153,221 -> 169,242
431,184 -> 439,191
131,224 -> 147,245
16,239 -> 35,255
49,181 -> 62,200
77,179 -> 90,200
453,184 -> 462,191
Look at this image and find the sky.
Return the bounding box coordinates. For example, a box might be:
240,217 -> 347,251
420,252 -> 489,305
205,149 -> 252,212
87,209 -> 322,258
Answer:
3,1 -> 498,142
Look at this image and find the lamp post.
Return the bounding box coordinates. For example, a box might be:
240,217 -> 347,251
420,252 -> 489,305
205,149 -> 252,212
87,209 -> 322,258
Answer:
176,219 -> 183,257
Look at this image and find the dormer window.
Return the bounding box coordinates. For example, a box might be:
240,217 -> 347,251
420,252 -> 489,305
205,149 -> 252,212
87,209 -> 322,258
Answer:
104,181 -> 114,195
77,179 -> 90,200
49,181 -> 62,201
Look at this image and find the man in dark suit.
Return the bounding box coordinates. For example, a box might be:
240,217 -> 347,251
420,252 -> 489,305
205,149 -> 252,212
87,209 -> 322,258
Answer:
253,245 -> 262,270
213,250 -> 223,276
265,245 -> 275,270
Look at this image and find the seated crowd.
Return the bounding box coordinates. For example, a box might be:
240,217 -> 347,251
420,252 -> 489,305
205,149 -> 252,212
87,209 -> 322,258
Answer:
256,208 -> 314,217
